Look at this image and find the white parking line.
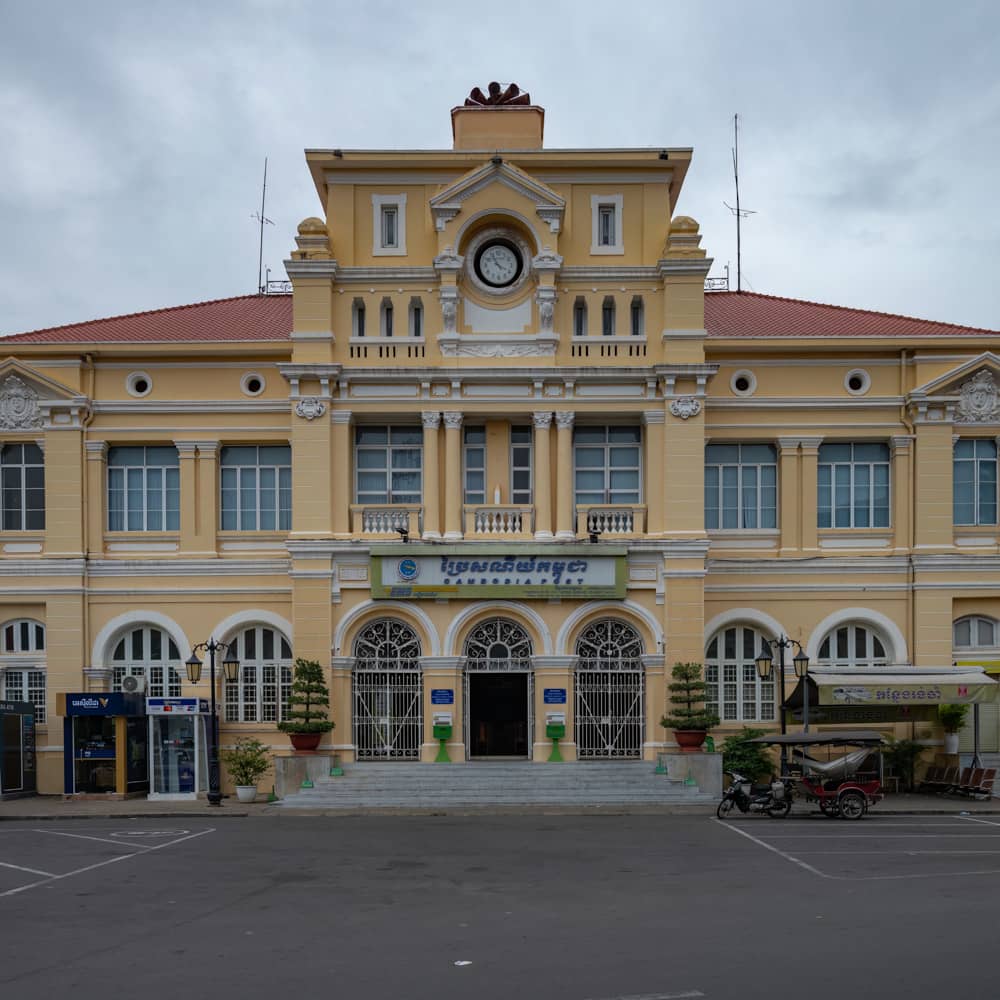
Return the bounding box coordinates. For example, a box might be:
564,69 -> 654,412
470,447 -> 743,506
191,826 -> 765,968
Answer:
0,828 -> 214,898
34,829 -> 157,850
713,819 -> 832,879
0,861 -> 56,877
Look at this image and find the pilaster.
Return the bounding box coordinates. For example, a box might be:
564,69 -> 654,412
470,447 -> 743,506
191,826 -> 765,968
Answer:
777,437 -> 801,556
443,411 -> 463,540
419,656 -> 464,762
531,655 -> 577,762
174,440 -> 199,555
331,411 -> 352,537
554,411 -> 575,540
422,412 -> 442,540
913,420 -> 955,553
642,410 -> 665,535
42,424 -> 84,557
85,441 -> 107,558
533,411 -> 553,540
891,435 -> 913,554
798,437 -> 823,554
288,368 -> 334,538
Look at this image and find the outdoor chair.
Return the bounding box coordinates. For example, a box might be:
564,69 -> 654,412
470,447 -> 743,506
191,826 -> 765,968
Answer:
930,765 -> 959,794
956,768 -> 983,796
947,767 -> 973,795
972,768 -> 997,799
917,765 -> 943,793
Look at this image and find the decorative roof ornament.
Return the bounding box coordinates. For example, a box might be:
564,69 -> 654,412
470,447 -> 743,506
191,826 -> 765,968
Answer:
957,369 -> 999,423
465,82 -> 531,107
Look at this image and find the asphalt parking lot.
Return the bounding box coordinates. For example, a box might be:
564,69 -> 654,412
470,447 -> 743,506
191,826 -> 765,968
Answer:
2,814 -> 999,1000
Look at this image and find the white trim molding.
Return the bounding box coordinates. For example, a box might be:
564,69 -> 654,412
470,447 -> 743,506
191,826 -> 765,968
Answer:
555,599 -> 664,656
703,608 -> 790,649
333,599 -> 441,658
91,610 -> 191,666
805,606 -> 908,664
212,610 -> 294,646
590,193 -> 624,255
372,193 -> 407,257
442,600 -> 554,657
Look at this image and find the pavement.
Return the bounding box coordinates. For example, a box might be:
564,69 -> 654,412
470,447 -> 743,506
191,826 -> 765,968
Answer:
2,790 -> 998,820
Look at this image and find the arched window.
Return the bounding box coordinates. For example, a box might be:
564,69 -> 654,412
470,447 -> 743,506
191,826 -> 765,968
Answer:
1,618 -> 46,723
630,296 -> 644,337
352,297 -> 366,338
223,625 -> 293,723
573,297 -> 588,338
408,297 -> 423,338
111,626 -> 182,698
464,618 -> 532,668
575,619 -> 644,760
705,624 -> 776,722
601,296 -> 616,337
352,619 -> 422,760
380,297 -> 394,337
817,623 -> 888,667
954,616 -> 999,650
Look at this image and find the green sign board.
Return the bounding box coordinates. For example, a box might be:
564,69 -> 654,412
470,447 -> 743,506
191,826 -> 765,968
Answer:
370,544 -> 628,600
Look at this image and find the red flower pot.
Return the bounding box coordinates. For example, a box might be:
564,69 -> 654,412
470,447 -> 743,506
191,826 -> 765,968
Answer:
288,732 -> 322,753
673,730 -> 707,753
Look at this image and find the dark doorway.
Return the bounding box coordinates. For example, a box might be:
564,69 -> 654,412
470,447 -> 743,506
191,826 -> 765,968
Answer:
469,672 -> 528,757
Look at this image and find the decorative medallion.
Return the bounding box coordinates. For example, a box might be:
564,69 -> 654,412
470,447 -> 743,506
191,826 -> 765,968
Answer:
669,397 -> 702,420
295,397 -> 327,421
957,370 -> 999,423
0,375 -> 43,430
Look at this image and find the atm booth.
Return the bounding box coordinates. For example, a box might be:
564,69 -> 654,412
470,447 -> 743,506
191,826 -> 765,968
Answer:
0,699 -> 37,800
146,697 -> 210,800
60,692 -> 150,798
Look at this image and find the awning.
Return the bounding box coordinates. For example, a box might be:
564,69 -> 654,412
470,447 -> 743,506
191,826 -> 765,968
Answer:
784,667 -> 999,721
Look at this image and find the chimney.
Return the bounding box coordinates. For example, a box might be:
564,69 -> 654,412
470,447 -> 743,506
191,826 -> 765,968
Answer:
451,81 -> 544,151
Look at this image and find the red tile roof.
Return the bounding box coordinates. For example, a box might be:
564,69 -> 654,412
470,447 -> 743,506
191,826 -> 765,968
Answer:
704,291 -> 998,338
1,295 -> 292,344
2,289 -> 994,345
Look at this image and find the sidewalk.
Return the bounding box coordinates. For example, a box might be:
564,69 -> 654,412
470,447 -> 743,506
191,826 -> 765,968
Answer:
2,791 -> 998,821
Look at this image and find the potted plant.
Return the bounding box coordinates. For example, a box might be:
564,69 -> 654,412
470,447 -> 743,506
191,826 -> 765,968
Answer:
661,661 -> 720,752
278,657 -> 335,752
222,737 -> 271,803
938,703 -> 969,755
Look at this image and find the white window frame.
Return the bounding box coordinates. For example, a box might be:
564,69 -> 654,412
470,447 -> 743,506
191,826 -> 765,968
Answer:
110,626 -> 183,698
354,425 -> 423,505
705,443 -> 778,530
953,615 -> 999,650
510,425 -> 533,505
573,426 -> 642,506
107,446 -> 180,532
573,298 -> 588,337
1,442 -> 45,531
817,624 -> 889,668
220,445 -> 292,531
223,626 -> 293,723
3,669 -> 46,724
817,442 -> 891,529
590,193 -> 624,255
705,625 -> 776,723
1,617 -> 46,724
380,297 -> 394,338
954,438 -> 998,526
372,193 -> 407,256
408,297 -> 424,339
630,296 -> 644,338
601,296 -> 616,337
463,426 -> 486,506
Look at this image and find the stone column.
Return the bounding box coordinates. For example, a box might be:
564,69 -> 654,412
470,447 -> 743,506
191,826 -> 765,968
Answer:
799,437 -> 823,554
422,412 -> 442,540
641,653 -> 667,762
642,410 -> 665,535
331,411 -> 352,537
85,441 -> 107,558
443,411 -> 463,541
555,411 -> 576,540
175,440 -> 199,554
891,435 -> 913,555
330,656 -> 356,762
419,656 -> 465,762
778,437 -> 801,556
533,411 -> 553,540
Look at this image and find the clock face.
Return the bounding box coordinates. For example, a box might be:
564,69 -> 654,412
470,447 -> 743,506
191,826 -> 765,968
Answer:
474,239 -> 522,288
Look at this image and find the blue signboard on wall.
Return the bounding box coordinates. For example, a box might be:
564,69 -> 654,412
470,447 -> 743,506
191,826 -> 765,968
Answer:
543,688 -> 567,704
62,693 -> 146,716
431,689 -> 455,705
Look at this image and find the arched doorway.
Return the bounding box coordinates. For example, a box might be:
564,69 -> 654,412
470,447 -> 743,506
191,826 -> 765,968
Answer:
463,618 -> 533,759
352,619 -> 422,760
574,618 -> 644,758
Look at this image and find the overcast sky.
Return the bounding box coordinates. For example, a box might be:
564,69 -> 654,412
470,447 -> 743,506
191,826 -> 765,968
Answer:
2,0 -> 998,336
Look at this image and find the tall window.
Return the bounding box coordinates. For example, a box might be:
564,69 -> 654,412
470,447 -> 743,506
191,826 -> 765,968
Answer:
111,626 -> 182,698
223,625 -> 293,723
380,206 -> 398,248
372,194 -> 406,255
107,446 -> 180,531
630,296 -> 644,337
954,439 -> 997,526
352,298 -> 366,338
355,426 -> 422,504
705,444 -> 777,530
591,194 -> 624,254
574,426 -> 641,505
817,624 -> 889,667
408,297 -> 423,338
818,442 -> 890,528
598,205 -> 616,246
1,618 -> 46,723
705,625 -> 776,722
380,297 -> 394,337
573,298 -> 588,337
510,425 -> 532,504
1,443 -> 44,531
954,616 -> 999,649
601,296 -> 616,336
220,445 -> 291,531
464,426 -> 486,505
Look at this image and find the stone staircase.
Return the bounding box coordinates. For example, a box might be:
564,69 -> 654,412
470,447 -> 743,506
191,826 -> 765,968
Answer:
277,760 -> 716,812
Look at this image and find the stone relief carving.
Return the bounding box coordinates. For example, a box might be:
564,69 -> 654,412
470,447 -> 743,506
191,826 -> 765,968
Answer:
532,411 -> 553,428
438,339 -> 557,359
669,397 -> 702,420
555,411 -> 575,429
0,375 -> 43,430
295,397 -> 327,421
440,290 -> 460,334
421,411 -> 442,429
956,370 -> 999,423
443,411 -> 464,429
537,293 -> 555,334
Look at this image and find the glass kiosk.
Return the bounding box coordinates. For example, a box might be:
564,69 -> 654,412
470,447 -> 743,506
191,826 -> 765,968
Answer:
146,697 -> 210,799
0,699 -> 37,800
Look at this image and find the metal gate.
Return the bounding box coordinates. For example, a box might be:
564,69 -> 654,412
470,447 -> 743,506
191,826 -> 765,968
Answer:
463,659 -> 534,761
352,663 -> 422,760
574,661 -> 644,758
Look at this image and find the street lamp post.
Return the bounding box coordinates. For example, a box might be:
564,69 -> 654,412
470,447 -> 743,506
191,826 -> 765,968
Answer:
755,636 -> 810,775
185,639 -> 240,806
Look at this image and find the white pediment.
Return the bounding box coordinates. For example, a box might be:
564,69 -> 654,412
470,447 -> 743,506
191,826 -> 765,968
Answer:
429,161 -> 565,234
0,359 -> 88,431
909,353 -> 1000,424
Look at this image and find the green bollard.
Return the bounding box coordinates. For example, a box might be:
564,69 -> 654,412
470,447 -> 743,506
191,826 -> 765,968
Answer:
547,737 -> 563,762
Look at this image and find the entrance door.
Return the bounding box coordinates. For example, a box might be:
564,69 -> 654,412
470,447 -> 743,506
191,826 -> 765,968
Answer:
468,672 -> 529,757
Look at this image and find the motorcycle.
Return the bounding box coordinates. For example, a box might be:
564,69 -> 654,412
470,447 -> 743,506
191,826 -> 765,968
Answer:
716,770 -> 793,819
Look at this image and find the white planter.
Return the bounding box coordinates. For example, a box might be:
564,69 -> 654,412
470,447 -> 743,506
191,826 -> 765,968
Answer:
235,785 -> 258,803
943,733 -> 960,755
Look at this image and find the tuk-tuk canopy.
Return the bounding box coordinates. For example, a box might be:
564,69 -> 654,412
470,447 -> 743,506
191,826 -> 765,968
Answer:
750,730 -> 886,747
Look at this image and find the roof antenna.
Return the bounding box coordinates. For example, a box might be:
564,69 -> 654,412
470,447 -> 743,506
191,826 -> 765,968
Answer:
252,157 -> 274,294
723,114 -> 756,293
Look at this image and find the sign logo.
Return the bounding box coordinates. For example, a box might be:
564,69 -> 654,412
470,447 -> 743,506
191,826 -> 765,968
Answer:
397,558 -> 419,582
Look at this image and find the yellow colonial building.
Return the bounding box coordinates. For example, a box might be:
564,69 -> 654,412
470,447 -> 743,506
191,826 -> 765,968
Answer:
2,84 -> 999,797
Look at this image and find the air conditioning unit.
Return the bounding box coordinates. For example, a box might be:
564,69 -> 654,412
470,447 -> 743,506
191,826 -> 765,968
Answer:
121,675 -> 146,694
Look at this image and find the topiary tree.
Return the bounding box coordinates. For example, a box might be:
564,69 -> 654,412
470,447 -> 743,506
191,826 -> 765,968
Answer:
277,658 -> 335,734
661,661 -> 720,732
720,726 -> 774,781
